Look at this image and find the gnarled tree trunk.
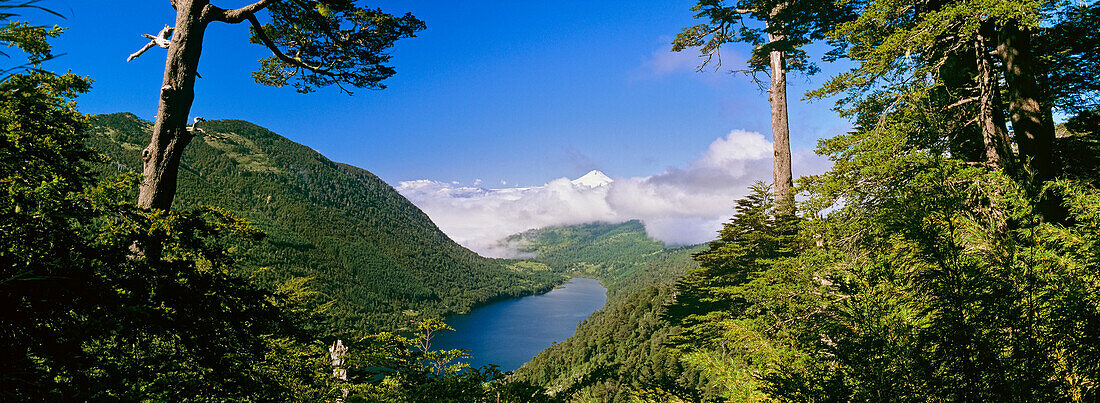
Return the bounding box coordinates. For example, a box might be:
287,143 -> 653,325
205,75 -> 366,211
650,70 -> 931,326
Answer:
138,0 -> 209,210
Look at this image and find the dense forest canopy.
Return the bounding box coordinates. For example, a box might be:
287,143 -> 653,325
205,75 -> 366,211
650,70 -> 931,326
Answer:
664,0 -> 1100,401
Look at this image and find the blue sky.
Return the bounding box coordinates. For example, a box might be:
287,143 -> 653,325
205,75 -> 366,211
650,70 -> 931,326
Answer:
40,0 -> 849,187
31,1 -> 853,249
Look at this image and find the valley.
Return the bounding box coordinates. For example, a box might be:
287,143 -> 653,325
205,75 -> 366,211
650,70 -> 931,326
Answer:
88,113 -> 687,388
87,113 -> 567,335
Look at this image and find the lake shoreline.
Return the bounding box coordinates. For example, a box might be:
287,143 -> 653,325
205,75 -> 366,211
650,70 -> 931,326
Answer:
433,277 -> 609,371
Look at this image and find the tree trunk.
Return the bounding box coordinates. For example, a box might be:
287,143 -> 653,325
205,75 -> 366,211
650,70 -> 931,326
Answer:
765,3 -> 793,210
996,20 -> 1065,223
137,0 -> 210,210
974,31 -> 1012,170
768,34 -> 794,209
996,20 -> 1055,182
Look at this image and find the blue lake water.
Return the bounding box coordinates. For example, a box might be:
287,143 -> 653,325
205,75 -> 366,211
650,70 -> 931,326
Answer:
432,277 -> 607,372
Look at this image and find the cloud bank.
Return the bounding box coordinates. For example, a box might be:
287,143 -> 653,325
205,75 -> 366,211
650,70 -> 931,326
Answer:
396,130 -> 830,257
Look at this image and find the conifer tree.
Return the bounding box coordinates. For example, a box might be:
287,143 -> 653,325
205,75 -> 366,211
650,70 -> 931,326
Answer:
673,0 -> 850,208
815,0 -> 1099,204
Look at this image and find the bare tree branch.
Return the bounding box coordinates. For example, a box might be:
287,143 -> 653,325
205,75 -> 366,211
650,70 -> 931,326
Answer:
205,0 -> 274,24
127,25 -> 173,62
947,96 -> 979,109
128,41 -> 157,63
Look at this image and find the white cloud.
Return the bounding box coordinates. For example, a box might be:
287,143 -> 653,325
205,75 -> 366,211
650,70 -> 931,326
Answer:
632,41 -> 745,84
638,45 -> 702,77
397,130 -> 830,257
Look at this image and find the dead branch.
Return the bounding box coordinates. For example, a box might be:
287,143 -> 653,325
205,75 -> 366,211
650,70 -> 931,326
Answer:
204,0 -> 275,24
127,25 -> 173,62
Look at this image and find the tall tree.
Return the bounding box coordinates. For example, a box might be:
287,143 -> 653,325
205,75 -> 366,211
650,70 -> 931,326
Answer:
128,0 -> 423,210
814,0 -> 1100,224
673,0 -> 849,207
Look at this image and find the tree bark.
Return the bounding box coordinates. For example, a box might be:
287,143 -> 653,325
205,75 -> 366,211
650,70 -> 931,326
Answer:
996,20 -> 1056,182
768,31 -> 794,210
974,31 -> 1012,171
763,2 -> 794,211
138,0 -> 210,210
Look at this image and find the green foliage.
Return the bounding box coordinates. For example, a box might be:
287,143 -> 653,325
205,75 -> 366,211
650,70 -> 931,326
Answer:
810,0 -> 1098,182
775,154 -> 1100,400
250,0 -> 426,93
663,183 -> 821,402
0,20 -> 59,65
0,64 -> 335,400
659,1 -> 1100,400
1040,4 -> 1100,114
666,183 -> 801,329
813,0 -> 1055,102
87,113 -> 564,335
68,207 -> 330,401
665,162 -> 1100,401
1,69 -> 94,398
661,37 -> 1100,403
0,0 -> 63,72
672,0 -> 852,75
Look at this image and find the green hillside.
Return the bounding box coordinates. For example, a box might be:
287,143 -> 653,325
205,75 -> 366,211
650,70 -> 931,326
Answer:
507,221 -> 714,402
86,113 -> 563,334
504,220 -> 685,299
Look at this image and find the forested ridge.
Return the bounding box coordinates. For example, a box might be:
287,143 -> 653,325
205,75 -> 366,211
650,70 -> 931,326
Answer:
87,112 -> 563,333
503,221 -> 686,298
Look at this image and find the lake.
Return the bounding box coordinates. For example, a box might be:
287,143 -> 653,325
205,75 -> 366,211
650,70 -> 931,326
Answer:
432,277 -> 607,372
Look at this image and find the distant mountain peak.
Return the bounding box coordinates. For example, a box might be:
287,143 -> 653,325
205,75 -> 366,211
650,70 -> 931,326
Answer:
571,170 -> 613,188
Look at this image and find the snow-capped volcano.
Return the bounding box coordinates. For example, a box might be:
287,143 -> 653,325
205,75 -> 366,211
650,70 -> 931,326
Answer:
571,170 -> 613,188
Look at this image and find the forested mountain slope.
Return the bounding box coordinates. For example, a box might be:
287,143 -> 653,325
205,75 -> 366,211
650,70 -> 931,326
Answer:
504,220 -> 687,299
508,221 -> 716,402
86,113 -> 562,334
